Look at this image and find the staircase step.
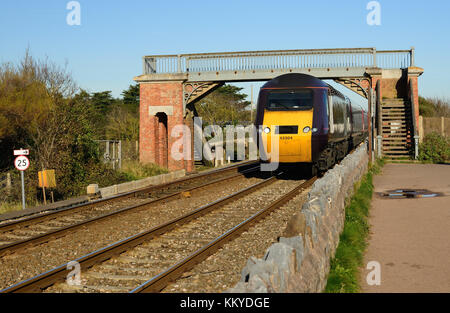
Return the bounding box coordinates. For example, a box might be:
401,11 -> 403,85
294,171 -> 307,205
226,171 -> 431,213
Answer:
382,108 -> 408,111
383,98 -> 406,102
382,107 -> 408,109
383,150 -> 410,155
384,155 -> 413,159
383,146 -> 409,150
382,141 -> 409,144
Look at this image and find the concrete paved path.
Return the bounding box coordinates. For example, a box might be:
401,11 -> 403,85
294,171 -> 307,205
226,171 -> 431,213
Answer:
361,163 -> 450,292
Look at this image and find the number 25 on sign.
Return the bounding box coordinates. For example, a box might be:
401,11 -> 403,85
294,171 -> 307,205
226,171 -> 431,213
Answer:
14,155 -> 30,171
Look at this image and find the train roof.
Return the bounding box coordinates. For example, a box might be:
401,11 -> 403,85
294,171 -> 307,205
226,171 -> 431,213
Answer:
262,73 -> 328,89
261,73 -> 345,98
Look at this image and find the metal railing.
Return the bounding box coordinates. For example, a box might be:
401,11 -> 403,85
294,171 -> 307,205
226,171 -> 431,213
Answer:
143,47 -> 415,74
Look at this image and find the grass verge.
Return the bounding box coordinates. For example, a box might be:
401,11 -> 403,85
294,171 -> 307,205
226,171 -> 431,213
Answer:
324,158 -> 385,293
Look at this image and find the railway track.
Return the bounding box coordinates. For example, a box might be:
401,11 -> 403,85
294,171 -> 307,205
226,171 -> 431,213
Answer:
1,174 -> 315,293
0,161 -> 258,257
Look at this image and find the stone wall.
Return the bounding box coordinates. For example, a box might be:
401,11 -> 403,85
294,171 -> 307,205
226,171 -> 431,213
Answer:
99,169 -> 185,198
228,144 -> 369,293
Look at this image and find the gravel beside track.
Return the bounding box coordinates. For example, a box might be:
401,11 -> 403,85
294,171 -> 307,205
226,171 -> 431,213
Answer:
44,178 -> 303,293
0,175 -> 262,290
161,187 -> 309,293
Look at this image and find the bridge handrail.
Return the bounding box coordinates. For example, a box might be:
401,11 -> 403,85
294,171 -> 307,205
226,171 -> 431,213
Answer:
143,47 -> 415,74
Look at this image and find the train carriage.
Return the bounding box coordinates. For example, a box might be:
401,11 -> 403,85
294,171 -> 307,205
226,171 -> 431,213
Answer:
255,73 -> 368,173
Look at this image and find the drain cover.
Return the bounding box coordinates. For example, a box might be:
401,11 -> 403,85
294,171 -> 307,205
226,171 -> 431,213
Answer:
379,189 -> 441,199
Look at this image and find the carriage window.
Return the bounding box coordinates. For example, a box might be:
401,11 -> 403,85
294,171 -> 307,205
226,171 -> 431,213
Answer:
266,89 -> 313,110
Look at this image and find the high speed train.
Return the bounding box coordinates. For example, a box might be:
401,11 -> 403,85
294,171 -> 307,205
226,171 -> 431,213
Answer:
255,73 -> 368,173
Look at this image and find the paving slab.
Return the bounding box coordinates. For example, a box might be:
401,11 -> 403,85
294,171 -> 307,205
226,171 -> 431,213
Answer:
361,163 -> 450,292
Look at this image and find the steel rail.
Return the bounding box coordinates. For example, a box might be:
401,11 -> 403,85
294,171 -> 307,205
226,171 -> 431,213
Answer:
0,160 -> 258,234
1,172 -> 277,293
0,165 -> 260,257
131,176 -> 317,293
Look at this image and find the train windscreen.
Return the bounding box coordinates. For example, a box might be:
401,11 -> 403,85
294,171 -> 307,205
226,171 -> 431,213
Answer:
266,89 -> 313,111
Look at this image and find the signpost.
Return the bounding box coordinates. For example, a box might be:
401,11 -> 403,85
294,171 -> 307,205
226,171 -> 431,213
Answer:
14,149 -> 29,210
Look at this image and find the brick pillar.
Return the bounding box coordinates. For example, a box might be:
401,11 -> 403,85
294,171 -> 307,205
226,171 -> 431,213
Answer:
407,67 -> 424,129
138,81 -> 194,172
183,113 -> 194,173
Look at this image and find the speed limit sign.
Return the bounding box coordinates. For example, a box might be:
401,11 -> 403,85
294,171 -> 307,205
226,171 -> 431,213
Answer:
14,155 -> 30,171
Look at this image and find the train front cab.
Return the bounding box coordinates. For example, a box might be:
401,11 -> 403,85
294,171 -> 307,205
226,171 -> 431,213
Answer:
258,87 -> 329,172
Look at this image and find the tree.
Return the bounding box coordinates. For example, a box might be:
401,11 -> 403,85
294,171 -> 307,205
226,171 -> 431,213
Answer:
0,52 -> 107,199
121,84 -> 140,114
196,85 -> 251,126
419,96 -> 450,117
105,105 -> 139,141
0,51 -> 77,168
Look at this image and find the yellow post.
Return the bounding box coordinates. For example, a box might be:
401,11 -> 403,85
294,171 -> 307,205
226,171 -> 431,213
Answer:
41,169 -> 46,205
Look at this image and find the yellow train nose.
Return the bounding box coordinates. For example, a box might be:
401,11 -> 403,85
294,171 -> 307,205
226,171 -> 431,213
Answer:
262,110 -> 313,163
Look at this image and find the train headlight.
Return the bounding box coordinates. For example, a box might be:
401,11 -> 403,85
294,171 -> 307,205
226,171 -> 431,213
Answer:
303,126 -> 311,133
263,127 -> 271,134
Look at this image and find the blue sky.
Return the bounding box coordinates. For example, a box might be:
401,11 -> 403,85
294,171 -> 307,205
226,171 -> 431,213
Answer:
1,0 -> 449,101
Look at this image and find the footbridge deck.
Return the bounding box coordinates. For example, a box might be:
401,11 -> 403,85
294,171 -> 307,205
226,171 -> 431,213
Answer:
138,47 -> 414,82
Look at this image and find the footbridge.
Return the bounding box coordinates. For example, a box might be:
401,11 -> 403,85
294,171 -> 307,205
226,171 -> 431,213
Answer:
134,47 -> 423,171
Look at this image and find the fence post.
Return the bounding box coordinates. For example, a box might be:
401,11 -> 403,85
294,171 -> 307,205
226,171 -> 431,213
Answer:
441,116 -> 445,137
104,141 -> 110,164
419,115 -> 423,144
118,140 -> 122,169
6,173 -> 11,194
372,47 -> 377,67
112,141 -> 116,170
177,54 -> 181,73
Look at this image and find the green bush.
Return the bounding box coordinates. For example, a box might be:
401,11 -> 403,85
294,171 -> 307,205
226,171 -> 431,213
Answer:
419,133 -> 450,164
119,160 -> 168,180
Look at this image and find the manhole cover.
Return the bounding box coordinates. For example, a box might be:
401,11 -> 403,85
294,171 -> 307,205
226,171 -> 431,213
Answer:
378,189 -> 442,199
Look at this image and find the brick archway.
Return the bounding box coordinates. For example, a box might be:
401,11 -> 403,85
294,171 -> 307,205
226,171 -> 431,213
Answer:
155,112 -> 168,168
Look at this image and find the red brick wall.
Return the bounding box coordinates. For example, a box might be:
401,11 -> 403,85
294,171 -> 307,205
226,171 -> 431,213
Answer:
139,82 -> 194,172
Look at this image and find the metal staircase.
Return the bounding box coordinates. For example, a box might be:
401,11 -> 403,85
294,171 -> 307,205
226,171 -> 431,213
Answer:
381,98 -> 413,158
